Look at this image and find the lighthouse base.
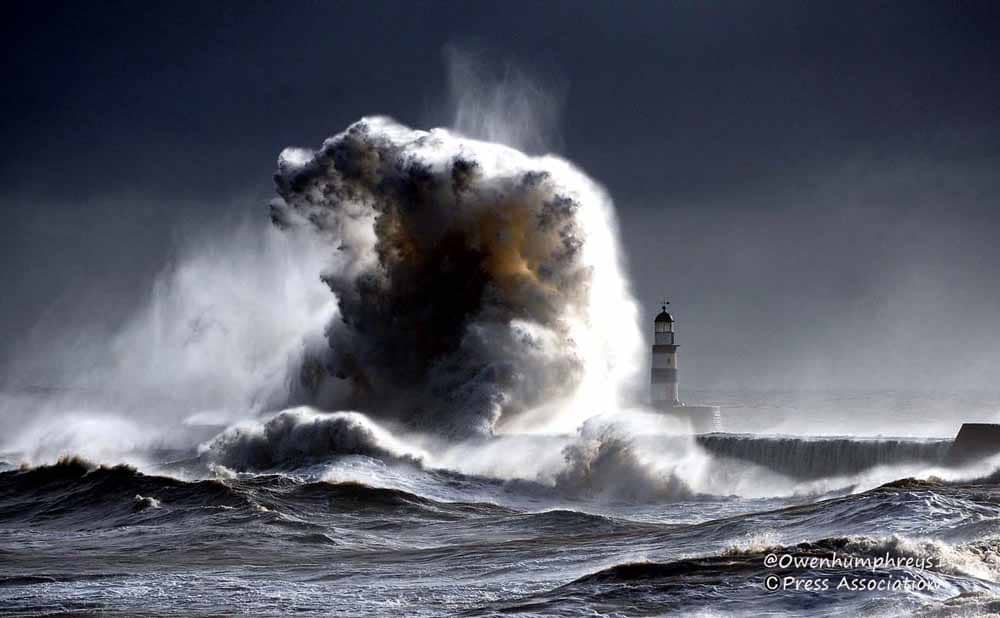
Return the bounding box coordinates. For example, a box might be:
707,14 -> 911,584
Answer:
659,404 -> 722,434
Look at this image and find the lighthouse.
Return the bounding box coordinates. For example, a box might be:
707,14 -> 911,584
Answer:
651,303 -> 680,405
650,301 -> 722,433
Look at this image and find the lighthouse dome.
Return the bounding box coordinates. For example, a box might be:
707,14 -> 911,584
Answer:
655,309 -> 674,323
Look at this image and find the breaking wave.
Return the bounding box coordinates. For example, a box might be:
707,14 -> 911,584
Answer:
475,531 -> 1000,616
574,533 -> 1000,584
549,417 -> 699,502
0,455 -> 510,530
0,457 -> 249,527
199,407 -> 425,471
270,116 -> 642,437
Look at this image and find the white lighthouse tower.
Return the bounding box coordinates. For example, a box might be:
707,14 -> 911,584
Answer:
651,303 -> 679,405
650,301 -> 722,433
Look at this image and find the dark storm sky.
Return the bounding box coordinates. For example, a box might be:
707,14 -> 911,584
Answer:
3,1 -> 999,391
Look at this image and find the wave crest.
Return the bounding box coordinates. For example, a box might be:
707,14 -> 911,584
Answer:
200,408 -> 425,471
553,421 -> 694,502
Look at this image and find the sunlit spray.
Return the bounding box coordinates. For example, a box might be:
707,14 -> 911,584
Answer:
271,117 -> 643,436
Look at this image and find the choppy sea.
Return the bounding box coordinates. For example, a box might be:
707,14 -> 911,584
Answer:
2,390 -> 1000,616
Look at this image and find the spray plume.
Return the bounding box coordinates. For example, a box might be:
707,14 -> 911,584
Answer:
271,116 -> 642,436
1,58 -> 643,467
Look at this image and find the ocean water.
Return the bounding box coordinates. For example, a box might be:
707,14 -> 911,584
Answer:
3,392 -> 1000,617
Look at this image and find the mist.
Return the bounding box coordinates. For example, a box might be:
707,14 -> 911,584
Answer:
0,215 -> 335,458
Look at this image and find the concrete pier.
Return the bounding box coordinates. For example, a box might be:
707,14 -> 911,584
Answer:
948,423 -> 1000,464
